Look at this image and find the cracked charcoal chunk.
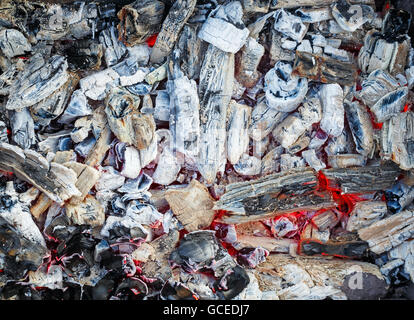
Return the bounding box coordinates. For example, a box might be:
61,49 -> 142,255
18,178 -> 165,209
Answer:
358,30 -> 410,76
226,100 -> 251,165
9,108 -> 36,150
197,44 -> 234,183
117,0 -> 165,46
273,97 -> 321,149
30,72 -> 80,126
382,9 -> 412,43
357,69 -> 400,108
150,0 -> 197,64
6,54 -> 69,111
273,9 -> 307,42
198,1 -> 250,54
167,49 -> 200,159
0,143 -> 81,204
235,37 -> 265,88
264,61 -> 308,112
166,179 -> 216,232
345,100 -> 374,157
319,83 -> 344,137
381,112 -> 414,170
0,29 -> 31,59
300,240 -> 369,258
370,87 -> 408,123
105,87 -> 155,151
331,0 -> 374,32
293,51 -> 358,86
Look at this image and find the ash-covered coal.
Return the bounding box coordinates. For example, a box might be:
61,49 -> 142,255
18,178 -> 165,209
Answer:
0,0 -> 414,301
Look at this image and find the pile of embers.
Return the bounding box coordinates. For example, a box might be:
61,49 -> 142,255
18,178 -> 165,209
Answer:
0,0 -> 414,300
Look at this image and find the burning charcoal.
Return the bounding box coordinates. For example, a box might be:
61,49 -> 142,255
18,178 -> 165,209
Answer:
382,9 -> 412,43
273,9 -> 308,42
118,172 -> 152,195
381,112 -> 414,170
325,128 -> 355,156
269,30 -> 296,64
255,254 -> 386,300
233,235 -> 296,254
111,277 -> 148,300
197,45 -> 234,183
300,239 -> 369,258
62,39 -> 103,71
28,265 -> 63,290
302,149 -> 326,171
152,130 -> 181,185
264,61 -> 308,112
30,72 -> 80,126
346,201 -> 387,232
328,154 -> 366,168
99,26 -> 127,67
273,97 -> 321,149
226,101 -> 251,165
358,30 -> 410,76
58,89 -> 92,124
249,97 -> 286,142
289,130 -> 311,152
345,100 -> 374,156
241,0 -> 271,15
0,29 -> 31,59
322,163 -> 401,194
198,1 -> 250,54
117,144 -> 141,179
292,51 -> 358,86
234,153 -> 262,176
75,135 -> 97,158
0,143 -> 81,204
319,83 -> 344,137
105,87 -> 155,150
0,121 -> 8,144
311,210 -> 339,231
71,117 -> 92,144
167,50 -> 200,158
358,210 -> 414,254
280,153 -> 306,171
261,146 -> 283,174
331,0 -> 374,32
165,179 -> 216,232
63,161 -> 101,205
301,223 -> 330,242
154,90 -> 170,122
160,280 -> 199,300
117,0 -> 165,46
175,23 -> 205,81
6,54 -> 69,111
83,124 -> 111,167
295,7 -> 333,23
357,69 -> 400,108
309,130 -> 329,150
145,62 -> 168,85
9,108 -> 36,150
65,194 -> 105,230
78,67 -> 118,101
215,168 -> 318,213
235,37 -> 265,88
215,265 -> 250,300
150,0 -> 197,64
141,230 -> 180,281
0,182 -> 48,275
170,231 -> 236,276
370,87 -> 409,123
385,181 -> 414,214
